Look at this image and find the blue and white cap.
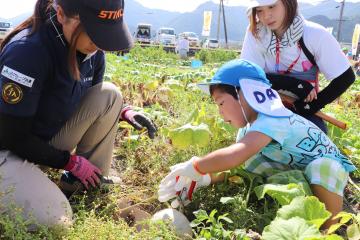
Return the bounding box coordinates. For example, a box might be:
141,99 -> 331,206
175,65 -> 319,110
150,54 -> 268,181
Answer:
197,59 -> 293,118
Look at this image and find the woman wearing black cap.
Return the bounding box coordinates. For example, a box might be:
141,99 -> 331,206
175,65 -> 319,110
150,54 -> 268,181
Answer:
0,0 -> 156,228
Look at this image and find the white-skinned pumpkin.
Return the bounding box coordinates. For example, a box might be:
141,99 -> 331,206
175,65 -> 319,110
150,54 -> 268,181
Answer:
151,208 -> 192,237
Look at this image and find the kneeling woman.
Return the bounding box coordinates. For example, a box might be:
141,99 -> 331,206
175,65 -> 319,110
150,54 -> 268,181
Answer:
0,0 -> 156,228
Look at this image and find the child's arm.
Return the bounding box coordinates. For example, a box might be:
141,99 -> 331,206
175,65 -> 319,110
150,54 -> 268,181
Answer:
196,131 -> 272,174
159,131 -> 272,197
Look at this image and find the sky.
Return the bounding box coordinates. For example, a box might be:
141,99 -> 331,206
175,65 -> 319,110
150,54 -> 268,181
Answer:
0,0 -> 359,19
134,0 -> 325,13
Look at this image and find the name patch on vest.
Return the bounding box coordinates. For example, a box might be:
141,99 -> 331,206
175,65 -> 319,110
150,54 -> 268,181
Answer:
1,66 -> 35,88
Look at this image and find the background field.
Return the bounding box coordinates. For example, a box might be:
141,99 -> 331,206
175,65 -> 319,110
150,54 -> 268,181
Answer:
1,46 -> 359,239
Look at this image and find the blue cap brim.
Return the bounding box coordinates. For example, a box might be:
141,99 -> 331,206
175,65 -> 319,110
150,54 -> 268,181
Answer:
197,80 -> 234,95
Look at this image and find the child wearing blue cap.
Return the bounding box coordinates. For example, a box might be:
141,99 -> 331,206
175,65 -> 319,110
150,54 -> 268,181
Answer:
158,59 -> 356,229
0,0 -> 157,228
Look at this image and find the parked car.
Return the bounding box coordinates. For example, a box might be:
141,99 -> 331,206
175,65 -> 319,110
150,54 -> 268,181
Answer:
156,27 -> 176,46
134,23 -> 152,44
0,22 -> 13,42
203,39 -> 219,49
178,32 -> 200,47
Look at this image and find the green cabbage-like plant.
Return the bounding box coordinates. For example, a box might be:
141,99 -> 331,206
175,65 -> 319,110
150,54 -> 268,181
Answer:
254,170 -> 314,206
276,196 -> 331,229
266,170 -> 313,196
254,183 -> 307,206
169,123 -> 211,149
262,217 -> 321,240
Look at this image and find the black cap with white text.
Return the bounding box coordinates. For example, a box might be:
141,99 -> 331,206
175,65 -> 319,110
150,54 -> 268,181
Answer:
77,0 -> 133,51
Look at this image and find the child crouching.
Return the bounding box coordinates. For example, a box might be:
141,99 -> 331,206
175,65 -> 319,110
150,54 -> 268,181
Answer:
158,59 -> 356,229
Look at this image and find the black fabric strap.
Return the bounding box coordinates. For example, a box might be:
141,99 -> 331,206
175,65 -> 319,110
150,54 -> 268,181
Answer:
299,37 -> 317,67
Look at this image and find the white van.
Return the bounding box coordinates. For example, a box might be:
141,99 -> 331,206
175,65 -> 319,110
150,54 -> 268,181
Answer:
0,22 -> 13,41
178,32 -> 200,47
134,23 -> 152,44
203,39 -> 219,49
156,27 -> 176,46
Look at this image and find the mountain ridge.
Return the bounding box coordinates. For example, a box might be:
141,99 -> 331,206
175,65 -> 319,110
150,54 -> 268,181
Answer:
1,0 -> 360,43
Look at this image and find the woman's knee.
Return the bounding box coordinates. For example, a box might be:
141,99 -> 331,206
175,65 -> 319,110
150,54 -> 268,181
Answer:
0,154 -> 73,228
1,182 -> 73,229
94,82 -> 123,109
36,198 -> 73,228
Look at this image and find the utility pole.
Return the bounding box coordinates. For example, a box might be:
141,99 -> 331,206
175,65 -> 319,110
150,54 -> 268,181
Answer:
216,0 -> 229,48
221,0 -> 228,48
216,0 -> 221,42
337,0 -> 345,42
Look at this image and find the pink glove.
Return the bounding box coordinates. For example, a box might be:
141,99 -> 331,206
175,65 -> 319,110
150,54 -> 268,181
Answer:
64,155 -> 102,189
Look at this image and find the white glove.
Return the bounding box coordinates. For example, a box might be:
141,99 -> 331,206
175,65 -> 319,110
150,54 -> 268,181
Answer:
158,175 -> 211,208
160,157 -> 204,187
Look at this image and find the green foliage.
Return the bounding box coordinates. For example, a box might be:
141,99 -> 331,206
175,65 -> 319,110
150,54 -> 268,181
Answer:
262,217 -> 322,240
195,49 -> 239,64
276,196 -> 331,229
328,212 -> 360,240
266,170 -> 313,196
254,183 -> 308,206
169,123 -> 211,149
0,205 -> 65,239
229,167 -> 264,207
185,178 -> 277,233
185,106 -> 237,144
305,235 -> 344,240
261,196 -> 344,240
128,45 -> 178,64
66,211 -> 178,240
190,209 -> 250,240
3,42 -> 359,239
254,170 -> 313,206
321,76 -> 360,178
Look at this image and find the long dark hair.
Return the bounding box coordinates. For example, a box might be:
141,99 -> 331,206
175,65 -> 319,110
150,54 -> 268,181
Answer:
1,0 -> 84,80
249,0 -> 298,39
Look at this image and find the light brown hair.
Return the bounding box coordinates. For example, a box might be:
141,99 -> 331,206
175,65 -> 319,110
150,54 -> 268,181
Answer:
0,0 -> 84,80
249,0 -> 298,39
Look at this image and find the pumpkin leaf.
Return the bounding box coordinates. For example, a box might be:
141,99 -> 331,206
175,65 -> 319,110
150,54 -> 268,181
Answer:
262,217 -> 321,240
277,196 -> 331,229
